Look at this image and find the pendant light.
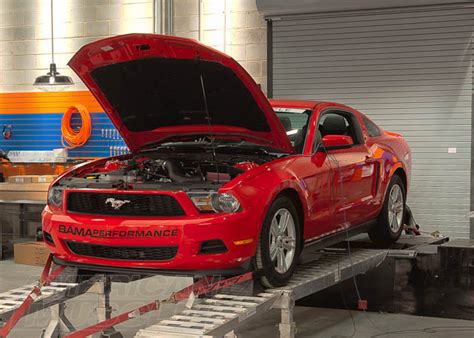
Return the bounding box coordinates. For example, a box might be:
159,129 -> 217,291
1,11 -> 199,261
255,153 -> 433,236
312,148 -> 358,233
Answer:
33,0 -> 74,91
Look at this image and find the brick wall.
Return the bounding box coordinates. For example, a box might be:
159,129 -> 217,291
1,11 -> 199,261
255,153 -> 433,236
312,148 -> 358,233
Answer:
174,0 -> 267,93
0,0 -> 268,93
0,0 -> 154,93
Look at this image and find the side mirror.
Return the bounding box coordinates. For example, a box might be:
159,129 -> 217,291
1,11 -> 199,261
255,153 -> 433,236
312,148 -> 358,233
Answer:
322,135 -> 353,149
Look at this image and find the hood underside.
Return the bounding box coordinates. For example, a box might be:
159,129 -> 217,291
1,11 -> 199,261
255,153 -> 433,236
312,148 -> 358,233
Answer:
68,34 -> 294,154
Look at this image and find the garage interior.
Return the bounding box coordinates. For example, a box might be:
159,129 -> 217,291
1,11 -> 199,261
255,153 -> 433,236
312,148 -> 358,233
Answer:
0,0 -> 473,337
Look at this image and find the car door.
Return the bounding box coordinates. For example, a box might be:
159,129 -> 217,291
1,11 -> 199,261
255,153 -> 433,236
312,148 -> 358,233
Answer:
317,109 -> 378,228
275,107 -> 335,242
299,151 -> 335,242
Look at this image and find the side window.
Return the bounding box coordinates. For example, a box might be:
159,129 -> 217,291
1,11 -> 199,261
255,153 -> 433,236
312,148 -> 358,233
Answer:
318,111 -> 361,144
363,116 -> 381,137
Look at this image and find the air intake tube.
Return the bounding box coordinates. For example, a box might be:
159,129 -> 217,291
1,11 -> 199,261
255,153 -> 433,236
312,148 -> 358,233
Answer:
156,159 -> 202,183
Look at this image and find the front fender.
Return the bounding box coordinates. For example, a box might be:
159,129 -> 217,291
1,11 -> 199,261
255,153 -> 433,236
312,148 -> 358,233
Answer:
223,165 -> 309,237
261,178 -> 309,231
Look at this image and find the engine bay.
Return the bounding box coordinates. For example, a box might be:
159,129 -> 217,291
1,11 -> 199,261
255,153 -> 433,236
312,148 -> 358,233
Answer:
58,146 -> 281,191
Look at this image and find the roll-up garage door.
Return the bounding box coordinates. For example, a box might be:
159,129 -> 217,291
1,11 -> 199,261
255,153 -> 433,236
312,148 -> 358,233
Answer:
271,6 -> 473,238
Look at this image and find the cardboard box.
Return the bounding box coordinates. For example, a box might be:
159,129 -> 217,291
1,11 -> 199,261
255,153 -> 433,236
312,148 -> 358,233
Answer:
0,182 -> 49,201
8,175 -> 33,184
14,241 -> 50,266
7,175 -> 56,184
30,175 -> 56,183
0,183 -> 50,191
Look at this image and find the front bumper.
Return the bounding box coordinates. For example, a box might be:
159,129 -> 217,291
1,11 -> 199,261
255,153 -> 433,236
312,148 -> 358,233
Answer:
52,256 -> 251,276
42,206 -> 259,272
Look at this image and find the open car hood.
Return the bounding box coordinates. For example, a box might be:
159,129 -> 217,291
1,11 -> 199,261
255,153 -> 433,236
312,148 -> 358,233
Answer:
68,34 -> 294,154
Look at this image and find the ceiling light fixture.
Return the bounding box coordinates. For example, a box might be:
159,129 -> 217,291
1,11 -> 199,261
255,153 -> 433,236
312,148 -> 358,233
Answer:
33,0 -> 74,91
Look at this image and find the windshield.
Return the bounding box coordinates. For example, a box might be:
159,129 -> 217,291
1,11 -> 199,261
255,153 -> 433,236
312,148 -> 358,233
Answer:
275,108 -> 311,153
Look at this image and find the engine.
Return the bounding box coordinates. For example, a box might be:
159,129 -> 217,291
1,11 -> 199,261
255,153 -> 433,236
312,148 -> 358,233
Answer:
61,155 -> 262,190
133,158 -> 252,184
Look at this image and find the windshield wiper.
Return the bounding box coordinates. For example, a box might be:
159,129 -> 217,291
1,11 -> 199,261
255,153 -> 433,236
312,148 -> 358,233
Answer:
216,140 -> 246,148
139,144 -> 208,154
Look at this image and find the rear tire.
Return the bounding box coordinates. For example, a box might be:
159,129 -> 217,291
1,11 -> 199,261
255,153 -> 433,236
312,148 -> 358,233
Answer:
369,175 -> 406,245
255,195 -> 301,288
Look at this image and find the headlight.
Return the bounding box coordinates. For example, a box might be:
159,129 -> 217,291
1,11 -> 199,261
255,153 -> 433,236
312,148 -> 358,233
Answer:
212,193 -> 240,213
188,192 -> 241,213
48,186 -> 64,208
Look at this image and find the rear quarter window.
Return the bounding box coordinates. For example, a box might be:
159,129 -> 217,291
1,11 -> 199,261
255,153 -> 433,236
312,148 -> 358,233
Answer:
363,116 -> 381,137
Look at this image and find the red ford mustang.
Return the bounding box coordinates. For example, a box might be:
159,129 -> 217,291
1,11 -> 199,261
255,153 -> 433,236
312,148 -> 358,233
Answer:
42,34 -> 411,287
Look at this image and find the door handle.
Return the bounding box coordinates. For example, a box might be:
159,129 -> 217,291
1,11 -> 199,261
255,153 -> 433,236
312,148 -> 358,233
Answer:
365,156 -> 375,163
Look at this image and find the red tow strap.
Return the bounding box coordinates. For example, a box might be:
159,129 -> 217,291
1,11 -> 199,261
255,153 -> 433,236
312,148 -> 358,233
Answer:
65,302 -> 159,338
40,254 -> 65,286
168,272 -> 253,303
0,254 -> 64,338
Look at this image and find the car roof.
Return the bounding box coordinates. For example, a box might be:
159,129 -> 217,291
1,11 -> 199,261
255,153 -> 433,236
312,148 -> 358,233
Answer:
270,99 -> 362,115
269,99 -> 319,110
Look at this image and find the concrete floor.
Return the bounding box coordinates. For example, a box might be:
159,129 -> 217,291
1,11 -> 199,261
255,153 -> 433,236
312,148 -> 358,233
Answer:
1,259 -> 473,338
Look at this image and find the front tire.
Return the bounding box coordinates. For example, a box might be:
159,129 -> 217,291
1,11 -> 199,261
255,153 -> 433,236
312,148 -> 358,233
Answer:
369,175 -> 406,245
255,196 -> 301,288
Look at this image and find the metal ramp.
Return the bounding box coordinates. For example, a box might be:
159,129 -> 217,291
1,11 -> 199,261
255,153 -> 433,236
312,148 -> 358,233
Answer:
135,248 -> 388,338
0,276 -> 115,338
136,292 -> 280,338
0,282 -> 81,322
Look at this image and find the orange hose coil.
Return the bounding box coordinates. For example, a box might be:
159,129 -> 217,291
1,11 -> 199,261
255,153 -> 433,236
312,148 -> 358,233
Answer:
61,104 -> 92,148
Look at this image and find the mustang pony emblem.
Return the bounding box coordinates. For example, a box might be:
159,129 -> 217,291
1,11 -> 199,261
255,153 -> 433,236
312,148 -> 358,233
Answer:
105,198 -> 131,210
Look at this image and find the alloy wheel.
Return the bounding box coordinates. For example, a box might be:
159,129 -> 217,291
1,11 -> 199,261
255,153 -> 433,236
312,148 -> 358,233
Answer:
388,184 -> 404,233
269,208 -> 296,274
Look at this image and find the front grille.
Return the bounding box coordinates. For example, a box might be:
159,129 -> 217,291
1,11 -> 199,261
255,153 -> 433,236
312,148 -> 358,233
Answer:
67,241 -> 178,261
66,192 -> 185,217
